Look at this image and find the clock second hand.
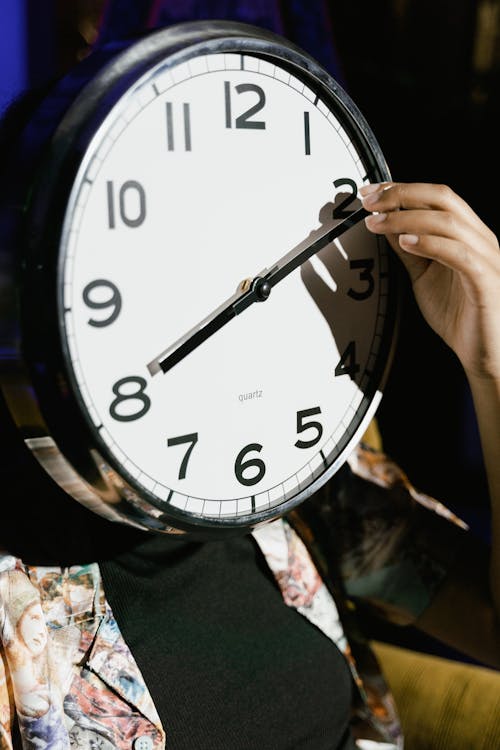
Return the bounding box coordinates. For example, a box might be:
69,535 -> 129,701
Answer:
147,205 -> 369,376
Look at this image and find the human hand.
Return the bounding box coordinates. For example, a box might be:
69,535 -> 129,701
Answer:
360,182 -> 500,383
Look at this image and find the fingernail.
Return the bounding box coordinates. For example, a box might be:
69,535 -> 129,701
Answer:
362,191 -> 382,207
399,234 -> 418,246
365,212 -> 387,226
359,183 -> 381,196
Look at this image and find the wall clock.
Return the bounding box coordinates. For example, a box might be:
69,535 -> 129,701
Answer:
0,20 -> 397,536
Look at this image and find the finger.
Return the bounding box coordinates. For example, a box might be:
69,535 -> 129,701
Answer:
364,203 -> 498,271
364,207 -> 471,244
360,182 -> 490,239
364,208 -> 492,270
393,232 -> 497,289
360,181 -> 468,213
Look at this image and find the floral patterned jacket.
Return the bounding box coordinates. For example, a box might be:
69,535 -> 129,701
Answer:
0,443 -> 467,750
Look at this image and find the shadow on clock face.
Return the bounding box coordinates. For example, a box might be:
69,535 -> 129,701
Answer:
300,193 -> 377,392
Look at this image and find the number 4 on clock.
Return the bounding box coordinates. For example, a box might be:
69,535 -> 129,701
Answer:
334,341 -> 360,379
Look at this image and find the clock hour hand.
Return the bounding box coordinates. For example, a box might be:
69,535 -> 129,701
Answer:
147,205 -> 368,376
147,279 -> 270,376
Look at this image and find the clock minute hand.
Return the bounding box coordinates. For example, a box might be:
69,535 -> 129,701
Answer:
148,205 -> 368,376
261,205 -> 369,289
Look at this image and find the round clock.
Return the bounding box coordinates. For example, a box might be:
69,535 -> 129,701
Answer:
0,20 -> 397,536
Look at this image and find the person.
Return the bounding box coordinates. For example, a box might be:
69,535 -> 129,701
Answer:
0,178 -> 498,750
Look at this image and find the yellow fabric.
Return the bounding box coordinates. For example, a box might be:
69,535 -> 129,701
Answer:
372,641 -> 500,750
361,418 -> 383,452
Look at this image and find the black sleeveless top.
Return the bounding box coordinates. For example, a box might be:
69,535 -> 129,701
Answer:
100,531 -> 356,750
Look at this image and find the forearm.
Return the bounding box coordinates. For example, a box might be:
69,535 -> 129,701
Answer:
361,181 -> 500,662
467,374 -> 500,620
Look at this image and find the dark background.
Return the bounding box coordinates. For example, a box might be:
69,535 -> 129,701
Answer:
1,0 -> 499,659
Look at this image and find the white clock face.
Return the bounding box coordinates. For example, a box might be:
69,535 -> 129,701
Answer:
59,49 -> 391,522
